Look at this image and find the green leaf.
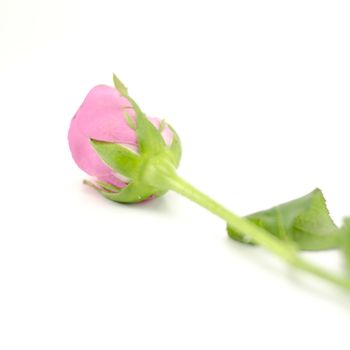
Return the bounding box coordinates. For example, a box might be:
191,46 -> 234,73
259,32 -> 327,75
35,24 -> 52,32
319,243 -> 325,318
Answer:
340,218 -> 350,275
113,73 -> 128,97
90,139 -> 141,179
227,227 -> 256,245
227,189 -> 340,251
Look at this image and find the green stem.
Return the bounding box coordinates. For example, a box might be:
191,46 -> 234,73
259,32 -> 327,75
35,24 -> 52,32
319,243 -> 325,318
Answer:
145,159 -> 350,291
165,174 -> 297,262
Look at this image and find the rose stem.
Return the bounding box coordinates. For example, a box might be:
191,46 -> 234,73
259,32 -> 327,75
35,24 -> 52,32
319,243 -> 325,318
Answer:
146,160 -> 350,291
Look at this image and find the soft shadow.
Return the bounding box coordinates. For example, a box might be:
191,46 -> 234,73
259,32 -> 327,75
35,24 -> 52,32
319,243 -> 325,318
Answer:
224,236 -> 350,311
285,267 -> 350,310
83,182 -> 177,217
132,195 -> 175,216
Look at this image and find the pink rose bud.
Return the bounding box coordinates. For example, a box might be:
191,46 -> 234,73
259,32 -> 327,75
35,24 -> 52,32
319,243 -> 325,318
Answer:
68,74 -> 181,203
67,75 -> 350,292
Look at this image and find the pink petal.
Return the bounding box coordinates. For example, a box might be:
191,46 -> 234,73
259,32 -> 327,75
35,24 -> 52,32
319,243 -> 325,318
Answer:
68,115 -> 127,188
68,84 -> 174,188
74,85 -> 137,146
148,117 -> 174,146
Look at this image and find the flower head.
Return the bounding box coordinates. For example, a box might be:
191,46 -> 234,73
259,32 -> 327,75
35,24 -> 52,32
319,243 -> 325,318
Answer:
68,75 -> 181,203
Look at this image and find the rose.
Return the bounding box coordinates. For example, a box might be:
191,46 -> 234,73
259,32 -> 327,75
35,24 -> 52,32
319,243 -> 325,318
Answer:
68,74 -> 350,291
68,80 -> 181,203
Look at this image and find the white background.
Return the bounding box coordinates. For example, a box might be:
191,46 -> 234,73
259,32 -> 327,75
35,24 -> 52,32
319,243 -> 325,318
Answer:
1,0 -> 350,349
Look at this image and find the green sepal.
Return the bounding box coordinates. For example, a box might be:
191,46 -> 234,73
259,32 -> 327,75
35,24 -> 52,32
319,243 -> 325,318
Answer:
167,125 -> 182,168
95,180 -> 121,192
90,139 -> 141,179
112,74 -> 168,155
83,179 -> 121,193
340,218 -> 350,275
135,111 -> 166,155
113,73 -> 128,97
159,119 -> 166,133
227,189 -> 340,251
124,111 -> 137,130
100,181 -> 157,203
84,178 -> 163,204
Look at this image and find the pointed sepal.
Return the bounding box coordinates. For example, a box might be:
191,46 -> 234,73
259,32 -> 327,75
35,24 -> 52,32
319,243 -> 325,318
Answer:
167,125 -> 182,167
135,111 -> 166,155
100,181 -> 157,203
112,74 -> 168,155
113,73 -> 128,97
90,139 -> 142,179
